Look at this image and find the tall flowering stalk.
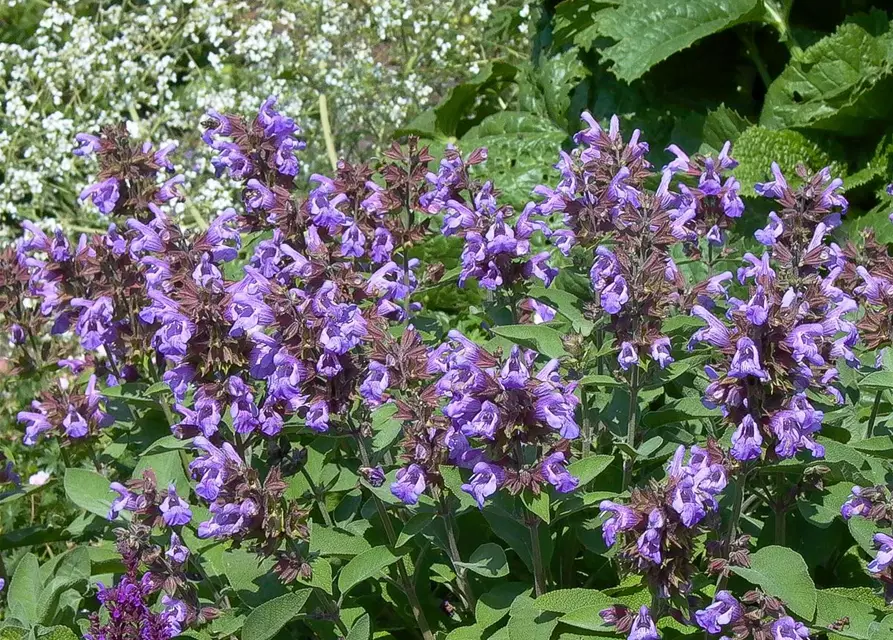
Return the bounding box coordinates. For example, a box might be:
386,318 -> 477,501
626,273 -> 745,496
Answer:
689,162 -> 850,554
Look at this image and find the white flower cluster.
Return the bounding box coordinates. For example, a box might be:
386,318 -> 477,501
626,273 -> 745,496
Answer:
0,0 -> 510,232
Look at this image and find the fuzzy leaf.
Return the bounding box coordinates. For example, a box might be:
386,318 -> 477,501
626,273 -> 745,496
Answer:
730,545 -> 817,619
476,583 -> 530,628
457,543 -> 509,578
337,546 -> 400,596
240,591 -> 311,640
567,455 -> 614,486
536,588 -> 614,615
491,324 -> 568,359
64,468 -> 114,519
8,553 -> 40,625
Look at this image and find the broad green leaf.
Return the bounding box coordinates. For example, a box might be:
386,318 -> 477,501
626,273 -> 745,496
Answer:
491,324 -> 568,359
797,482 -> 853,528
761,19 -> 893,134
337,546 -> 400,596
567,455 -> 614,485
579,374 -> 621,388
595,0 -> 760,82
240,590 -> 311,640
222,548 -> 285,607
456,543 -> 509,578
700,105 -> 751,155
507,595 -> 560,640
848,516 -> 880,555
732,126 -> 845,193
560,604 -> 619,631
346,613 -> 370,640
860,372 -> 893,391
297,557 -> 333,595
461,112 -> 568,209
37,575 -> 83,625
64,468 -> 114,519
641,396 -> 720,427
814,589 -> 886,640
309,525 -> 372,557
371,404 -> 402,452
446,625 -> 487,640
441,466 -> 478,511
476,583 -> 530,628
536,588 -> 613,615
8,553 -> 40,625
34,628 -> 78,640
730,545 -> 817,619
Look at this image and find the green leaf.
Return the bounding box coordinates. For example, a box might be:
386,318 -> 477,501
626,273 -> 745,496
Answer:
37,574 -> 84,625
8,553 -> 40,625
732,126 -> 845,193
761,19 -> 893,134
64,468 -> 113,519
240,590 -> 311,640
456,543 -> 509,578
476,583 -> 530,628
797,482 -> 853,528
814,589 -> 887,640
222,548 -> 285,607
507,595 -> 560,640
297,557 -> 333,595
371,404 -> 402,452
528,286 -> 594,336
461,112 -> 568,209
595,0 -> 760,82
848,516 -> 880,555
345,613 -> 370,640
309,525 -> 372,557
640,396 -> 720,427
491,324 -> 568,359
567,455 -> 614,486
730,545 -> 817,619
700,105 -> 751,155
860,371 -> 893,391
536,588 -> 613,615
522,490 -> 550,524
133,450 -> 189,494
337,546 -> 400,596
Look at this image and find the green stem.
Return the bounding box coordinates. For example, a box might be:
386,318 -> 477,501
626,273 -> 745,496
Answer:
867,390 -> 883,438
716,472 -> 747,593
300,467 -> 334,528
355,435 -> 434,640
621,366 -> 640,491
439,493 -> 476,611
581,384 -> 592,458
763,0 -> 802,58
318,94 -> 338,172
527,516 -> 547,597
739,29 -> 773,89
774,472 -> 786,546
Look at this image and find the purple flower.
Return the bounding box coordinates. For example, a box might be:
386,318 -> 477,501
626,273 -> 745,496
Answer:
463,400 -> 501,440
306,400 -> 330,432
391,464 -> 426,505
618,341 -> 639,370
541,452 -> 579,493
770,395 -> 825,459
530,300 -> 556,324
227,292 -> 274,337
245,179 -> 275,210
63,408 -> 89,438
840,486 -> 872,520
341,224 -> 366,258
756,212 -> 784,246
108,482 -> 146,520
359,362 -> 389,406
74,133 -> 101,156
166,532 -> 190,564
370,227 -> 394,263
599,500 -> 640,547
650,337 -> 673,369
461,461 -> 504,508
729,337 -> 769,380
524,251 -> 558,287
212,143 -> 253,180
628,606 -> 659,640
695,591 -> 742,634
160,483 -> 192,527
731,414 -> 763,461
71,296 -> 115,350
636,509 -> 664,563
754,163 -> 789,200
770,616 -> 810,640
79,177 -> 120,214
689,305 -> 732,350
533,388 -> 580,439
601,275 -> 629,314
868,533 -> 893,574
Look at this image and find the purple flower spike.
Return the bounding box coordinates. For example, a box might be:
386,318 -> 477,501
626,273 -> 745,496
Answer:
541,452 -> 579,493
868,533 -> 893,574
729,337 -> 769,380
730,414 -> 763,461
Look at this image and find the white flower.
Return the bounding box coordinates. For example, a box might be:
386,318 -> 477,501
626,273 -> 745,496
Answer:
28,471 -> 51,486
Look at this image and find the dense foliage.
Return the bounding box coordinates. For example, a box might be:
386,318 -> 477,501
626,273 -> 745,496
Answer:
3,2 -> 893,640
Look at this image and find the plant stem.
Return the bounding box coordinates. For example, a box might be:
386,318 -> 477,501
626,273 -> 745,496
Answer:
354,435 -> 434,640
774,472 -> 786,545
527,516 -> 547,597
763,0 -> 802,58
581,384 -> 592,458
739,29 -> 773,89
716,472 -> 747,593
439,493 -> 476,611
867,390 -> 883,438
300,467 -> 334,527
622,366 -> 640,491
318,94 -> 338,172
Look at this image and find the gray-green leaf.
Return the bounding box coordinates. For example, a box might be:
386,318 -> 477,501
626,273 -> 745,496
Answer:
730,545 -> 817,619
240,591 -> 311,640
